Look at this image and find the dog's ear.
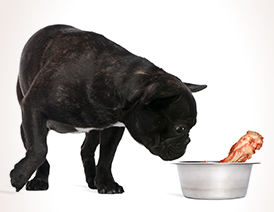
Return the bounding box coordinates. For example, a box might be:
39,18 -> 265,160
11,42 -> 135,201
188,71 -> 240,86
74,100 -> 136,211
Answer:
183,83 -> 207,93
142,82 -> 182,108
141,82 -> 207,109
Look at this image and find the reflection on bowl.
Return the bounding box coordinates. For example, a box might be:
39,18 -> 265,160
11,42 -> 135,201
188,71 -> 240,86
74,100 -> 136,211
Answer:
175,161 -> 259,200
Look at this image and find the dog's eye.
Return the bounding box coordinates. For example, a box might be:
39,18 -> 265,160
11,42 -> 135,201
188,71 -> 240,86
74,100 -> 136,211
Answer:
175,126 -> 184,133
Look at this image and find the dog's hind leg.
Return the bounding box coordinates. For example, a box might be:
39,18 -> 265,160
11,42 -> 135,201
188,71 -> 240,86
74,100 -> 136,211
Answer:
81,131 -> 100,189
18,124 -> 50,190
10,99 -> 48,192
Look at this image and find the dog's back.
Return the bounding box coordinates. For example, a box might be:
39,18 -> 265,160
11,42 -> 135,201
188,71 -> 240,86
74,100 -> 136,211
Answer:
18,25 -> 81,97
18,25 -> 135,102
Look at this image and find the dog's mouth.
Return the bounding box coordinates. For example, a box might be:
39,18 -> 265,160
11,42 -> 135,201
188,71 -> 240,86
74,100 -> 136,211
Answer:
149,135 -> 191,161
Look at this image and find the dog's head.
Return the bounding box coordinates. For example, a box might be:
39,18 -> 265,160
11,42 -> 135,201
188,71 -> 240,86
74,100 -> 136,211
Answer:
124,76 -> 206,161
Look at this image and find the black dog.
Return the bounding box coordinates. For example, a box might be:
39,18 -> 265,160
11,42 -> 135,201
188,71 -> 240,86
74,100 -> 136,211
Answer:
11,25 -> 206,194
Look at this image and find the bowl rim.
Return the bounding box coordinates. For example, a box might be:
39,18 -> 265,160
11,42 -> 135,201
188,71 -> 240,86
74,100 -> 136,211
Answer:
174,161 -> 260,165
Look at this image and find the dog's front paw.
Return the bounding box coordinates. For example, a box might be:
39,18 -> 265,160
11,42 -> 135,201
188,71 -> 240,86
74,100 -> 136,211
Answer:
10,169 -> 28,192
96,181 -> 124,194
86,177 -> 96,189
26,178 -> 49,191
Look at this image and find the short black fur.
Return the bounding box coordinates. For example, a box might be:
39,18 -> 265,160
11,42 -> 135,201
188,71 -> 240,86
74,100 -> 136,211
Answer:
11,25 -> 206,193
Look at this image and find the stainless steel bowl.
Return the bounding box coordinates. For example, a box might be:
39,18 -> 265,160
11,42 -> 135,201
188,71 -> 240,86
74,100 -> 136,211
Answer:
175,161 -> 259,200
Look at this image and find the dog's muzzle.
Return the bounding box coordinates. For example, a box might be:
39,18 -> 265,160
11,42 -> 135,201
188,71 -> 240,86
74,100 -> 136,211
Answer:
150,135 -> 191,161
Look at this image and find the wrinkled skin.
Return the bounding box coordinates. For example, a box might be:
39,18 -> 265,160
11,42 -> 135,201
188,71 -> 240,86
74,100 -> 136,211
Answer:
125,89 -> 197,161
11,25 -> 206,193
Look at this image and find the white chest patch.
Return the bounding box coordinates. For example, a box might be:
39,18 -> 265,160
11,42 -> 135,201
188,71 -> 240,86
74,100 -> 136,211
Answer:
75,122 -> 125,133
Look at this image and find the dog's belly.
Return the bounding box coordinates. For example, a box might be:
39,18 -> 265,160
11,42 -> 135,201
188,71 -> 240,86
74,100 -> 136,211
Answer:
46,120 -> 124,133
75,122 -> 125,132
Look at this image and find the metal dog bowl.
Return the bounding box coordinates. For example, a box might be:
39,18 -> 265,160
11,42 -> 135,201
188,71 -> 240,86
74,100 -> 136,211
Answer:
175,161 -> 259,200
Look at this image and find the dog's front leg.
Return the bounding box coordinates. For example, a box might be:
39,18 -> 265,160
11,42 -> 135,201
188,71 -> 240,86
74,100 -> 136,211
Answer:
95,127 -> 125,194
81,131 -> 100,189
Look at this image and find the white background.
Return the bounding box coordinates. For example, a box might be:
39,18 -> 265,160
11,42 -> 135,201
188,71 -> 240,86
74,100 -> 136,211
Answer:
0,0 -> 273,211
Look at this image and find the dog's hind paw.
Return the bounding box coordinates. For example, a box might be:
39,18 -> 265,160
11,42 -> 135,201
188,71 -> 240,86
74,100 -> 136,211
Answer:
26,178 -> 49,191
10,176 -> 26,192
10,169 -> 28,192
